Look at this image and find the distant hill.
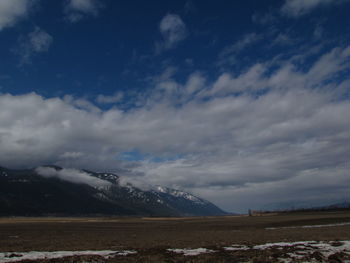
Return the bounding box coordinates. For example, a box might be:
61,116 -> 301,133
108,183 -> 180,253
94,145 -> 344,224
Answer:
0,166 -> 227,217
282,202 -> 350,213
252,202 -> 350,215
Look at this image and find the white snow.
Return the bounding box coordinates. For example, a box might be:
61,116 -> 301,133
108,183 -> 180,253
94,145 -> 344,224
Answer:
266,222 -> 350,230
223,245 -> 250,251
156,186 -> 206,204
224,240 -> 350,263
253,241 -> 312,250
0,250 -> 137,263
278,241 -> 350,262
305,241 -> 350,257
167,248 -> 216,256
3,241 -> 350,262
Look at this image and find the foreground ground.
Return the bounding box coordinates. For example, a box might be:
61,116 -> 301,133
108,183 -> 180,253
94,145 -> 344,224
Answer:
1,211 -> 350,262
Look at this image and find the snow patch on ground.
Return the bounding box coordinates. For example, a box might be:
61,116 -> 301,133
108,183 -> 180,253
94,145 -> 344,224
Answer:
266,222 -> 350,230
253,241 -> 313,250
223,245 -> 250,251
225,240 -> 350,262
2,241 -> 350,261
167,248 -> 216,256
0,250 -> 137,263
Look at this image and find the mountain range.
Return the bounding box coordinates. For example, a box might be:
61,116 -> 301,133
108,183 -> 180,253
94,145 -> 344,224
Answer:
0,165 -> 227,217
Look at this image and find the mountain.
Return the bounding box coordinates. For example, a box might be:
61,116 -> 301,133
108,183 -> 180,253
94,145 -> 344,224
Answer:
0,166 -> 227,217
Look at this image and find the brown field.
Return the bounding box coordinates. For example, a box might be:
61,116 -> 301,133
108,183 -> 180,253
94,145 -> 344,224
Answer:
1,211 -> 350,262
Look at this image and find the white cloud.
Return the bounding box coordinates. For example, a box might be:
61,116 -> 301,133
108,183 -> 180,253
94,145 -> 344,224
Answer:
209,63 -> 266,95
60,151 -> 85,159
229,33 -> 261,52
16,27 -> 53,65
252,12 -> 277,25
281,0 -> 349,17
212,45 -> 350,97
272,33 -> 294,46
313,25 -> 324,39
96,92 -> 123,104
64,0 -> 103,22
0,0 -> 33,31
28,27 -> 53,52
185,72 -> 206,95
1,45 -> 350,212
157,14 -> 187,52
36,167 -> 111,188
217,33 -> 261,67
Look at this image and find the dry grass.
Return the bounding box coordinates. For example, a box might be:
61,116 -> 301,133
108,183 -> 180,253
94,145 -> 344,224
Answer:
1,211 -> 350,262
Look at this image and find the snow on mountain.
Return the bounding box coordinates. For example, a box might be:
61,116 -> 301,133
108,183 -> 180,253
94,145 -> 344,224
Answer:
154,186 -> 207,205
0,166 -> 228,217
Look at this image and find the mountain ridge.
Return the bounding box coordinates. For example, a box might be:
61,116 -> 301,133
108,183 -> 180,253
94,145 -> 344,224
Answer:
0,166 -> 228,217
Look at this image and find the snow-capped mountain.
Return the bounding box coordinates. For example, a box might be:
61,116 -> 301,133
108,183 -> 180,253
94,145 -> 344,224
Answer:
154,186 -> 207,204
0,166 -> 227,217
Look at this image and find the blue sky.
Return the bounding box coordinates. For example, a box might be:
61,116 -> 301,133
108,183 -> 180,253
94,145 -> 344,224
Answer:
2,0 -> 349,99
1,0 -> 350,212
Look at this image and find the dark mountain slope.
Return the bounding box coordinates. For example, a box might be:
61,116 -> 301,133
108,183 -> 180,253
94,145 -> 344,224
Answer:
0,166 -> 227,217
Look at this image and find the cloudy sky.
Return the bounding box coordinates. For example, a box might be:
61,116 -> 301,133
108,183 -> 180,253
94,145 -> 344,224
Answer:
1,0 -> 350,213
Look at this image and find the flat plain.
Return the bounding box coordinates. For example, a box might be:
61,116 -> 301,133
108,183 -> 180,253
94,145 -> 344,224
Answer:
1,211 -> 350,262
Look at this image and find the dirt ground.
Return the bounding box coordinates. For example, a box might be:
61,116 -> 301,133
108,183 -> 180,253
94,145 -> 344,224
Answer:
1,211 -> 350,262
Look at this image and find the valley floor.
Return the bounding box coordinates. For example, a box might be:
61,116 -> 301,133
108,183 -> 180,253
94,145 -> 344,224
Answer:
1,211 -> 350,262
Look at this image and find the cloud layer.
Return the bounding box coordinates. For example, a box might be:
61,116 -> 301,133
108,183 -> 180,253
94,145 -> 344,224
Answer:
1,43 -> 350,212
281,0 -> 349,17
36,166 -> 111,188
0,0 -> 33,30
15,27 -> 53,64
157,14 -> 187,52
64,0 -> 102,22
1,1 -> 350,212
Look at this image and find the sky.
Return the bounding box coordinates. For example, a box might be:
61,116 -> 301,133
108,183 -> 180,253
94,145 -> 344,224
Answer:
1,0 -> 350,213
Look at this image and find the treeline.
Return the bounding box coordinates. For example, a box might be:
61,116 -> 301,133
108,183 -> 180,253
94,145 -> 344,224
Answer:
249,203 -> 350,215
